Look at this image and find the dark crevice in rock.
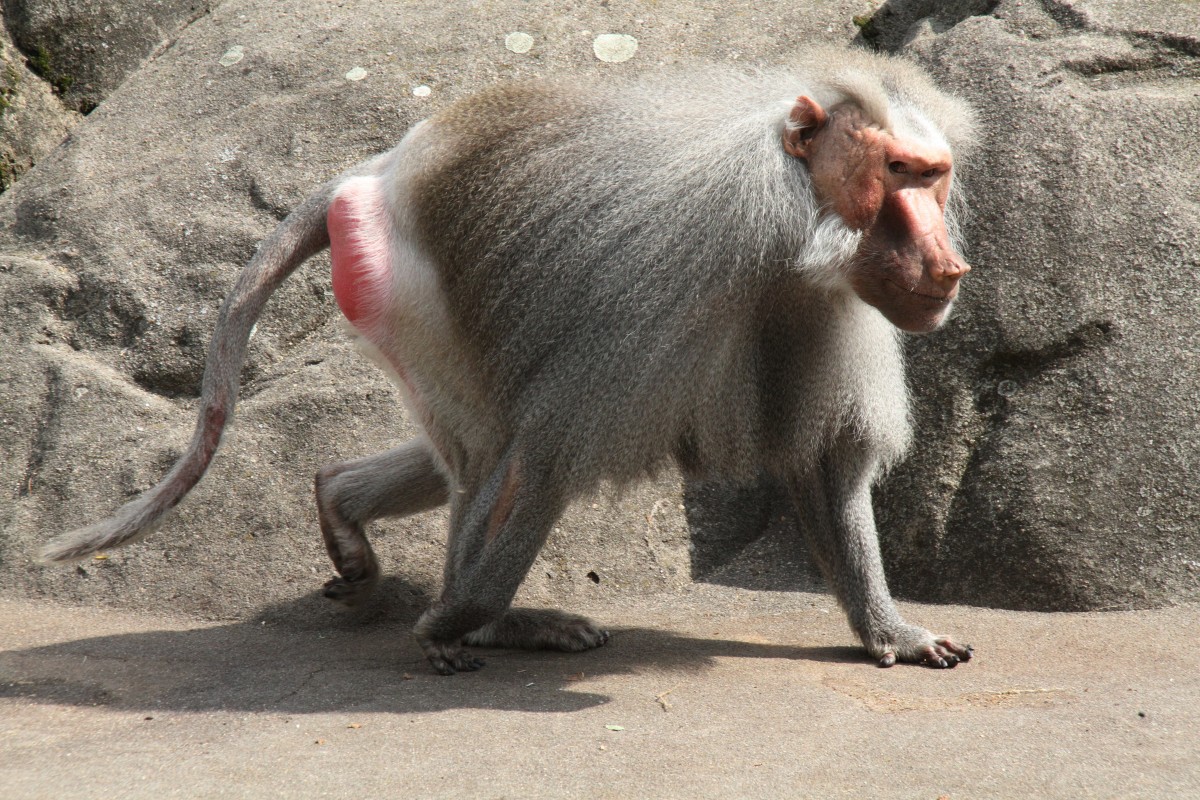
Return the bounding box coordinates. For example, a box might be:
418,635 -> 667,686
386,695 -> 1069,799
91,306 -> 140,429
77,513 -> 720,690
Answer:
61,273 -> 149,350
11,194 -> 64,240
248,177 -> 291,221
1035,0 -> 1089,32
130,357 -> 205,401
1140,32 -> 1200,59
854,0 -> 1000,52
1064,40 -> 1200,84
12,42 -> 75,101
59,274 -> 207,400
4,23 -> 86,110
1040,1 -> 1200,58
975,318 -> 1118,419
18,365 -> 64,499
1,1 -> 214,115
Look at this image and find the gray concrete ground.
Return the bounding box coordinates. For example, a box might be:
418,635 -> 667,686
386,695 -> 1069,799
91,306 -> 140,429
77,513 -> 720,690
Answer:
3,588 -> 1197,798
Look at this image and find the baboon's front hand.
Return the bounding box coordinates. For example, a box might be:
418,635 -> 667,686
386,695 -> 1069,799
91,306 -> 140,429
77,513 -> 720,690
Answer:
870,623 -> 974,669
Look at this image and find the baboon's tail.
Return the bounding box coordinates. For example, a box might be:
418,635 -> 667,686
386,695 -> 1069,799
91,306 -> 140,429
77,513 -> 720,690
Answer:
39,185 -> 338,563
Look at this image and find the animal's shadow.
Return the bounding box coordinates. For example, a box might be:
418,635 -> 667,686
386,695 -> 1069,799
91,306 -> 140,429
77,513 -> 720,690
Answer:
3,578 -> 860,716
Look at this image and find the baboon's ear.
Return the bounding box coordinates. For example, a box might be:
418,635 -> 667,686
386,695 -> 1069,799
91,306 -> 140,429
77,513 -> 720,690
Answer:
782,95 -> 828,160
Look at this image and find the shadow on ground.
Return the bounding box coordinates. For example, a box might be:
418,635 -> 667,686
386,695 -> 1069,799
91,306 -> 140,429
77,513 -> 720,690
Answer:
1,578 -> 860,717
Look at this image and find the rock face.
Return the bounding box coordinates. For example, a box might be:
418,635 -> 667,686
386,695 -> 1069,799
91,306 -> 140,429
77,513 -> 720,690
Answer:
875,0 -> 1200,611
0,1 -> 207,190
0,0 -> 1196,619
0,16 -> 78,191
2,0 -> 209,114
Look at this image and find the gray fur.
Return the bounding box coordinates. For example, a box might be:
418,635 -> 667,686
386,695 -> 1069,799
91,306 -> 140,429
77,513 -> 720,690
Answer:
41,50 -> 976,674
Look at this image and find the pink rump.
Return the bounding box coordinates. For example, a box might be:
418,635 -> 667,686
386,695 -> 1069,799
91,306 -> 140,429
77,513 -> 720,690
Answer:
328,178 -> 389,326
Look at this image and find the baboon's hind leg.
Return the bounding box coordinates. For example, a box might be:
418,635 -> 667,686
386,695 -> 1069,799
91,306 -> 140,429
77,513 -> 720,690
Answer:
316,440 -> 448,607
414,450 -> 572,674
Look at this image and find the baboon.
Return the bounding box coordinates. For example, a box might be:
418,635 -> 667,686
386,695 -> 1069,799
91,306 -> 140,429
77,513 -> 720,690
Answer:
42,48 -> 978,675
